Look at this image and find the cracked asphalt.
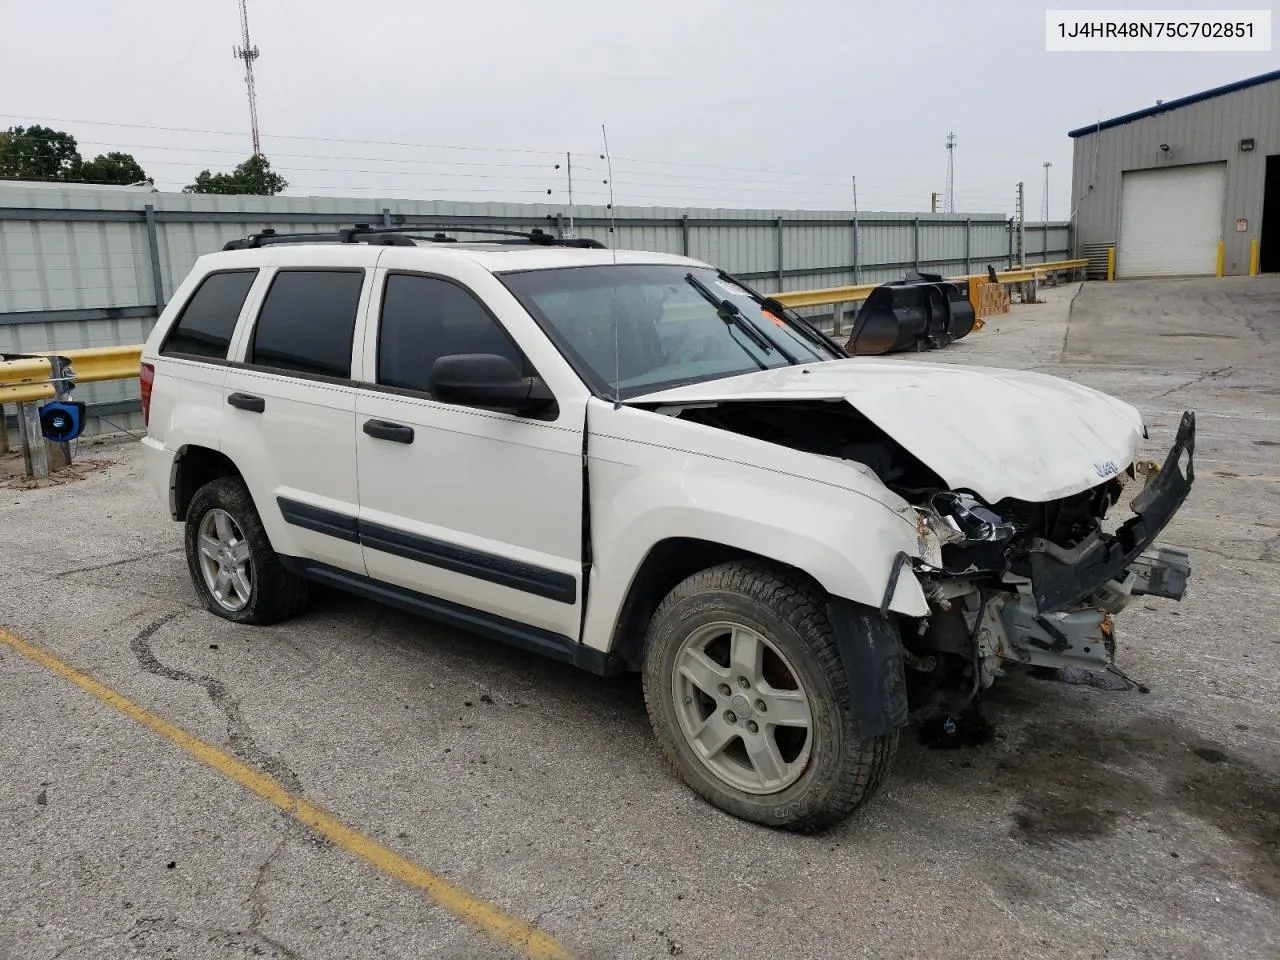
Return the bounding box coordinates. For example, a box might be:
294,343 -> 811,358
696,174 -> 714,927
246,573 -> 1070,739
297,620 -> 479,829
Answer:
2,276 -> 1278,960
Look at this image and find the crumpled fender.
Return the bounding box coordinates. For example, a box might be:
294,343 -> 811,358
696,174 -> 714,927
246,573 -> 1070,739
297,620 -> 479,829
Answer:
582,453 -> 930,655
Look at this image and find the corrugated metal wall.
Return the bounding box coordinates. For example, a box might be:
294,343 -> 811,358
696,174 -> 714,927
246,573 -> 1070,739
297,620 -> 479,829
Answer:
1,185 -> 1069,442
1070,74 -> 1280,275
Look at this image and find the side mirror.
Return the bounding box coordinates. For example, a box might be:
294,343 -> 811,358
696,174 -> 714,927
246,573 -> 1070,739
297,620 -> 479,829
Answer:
431,354 -> 556,416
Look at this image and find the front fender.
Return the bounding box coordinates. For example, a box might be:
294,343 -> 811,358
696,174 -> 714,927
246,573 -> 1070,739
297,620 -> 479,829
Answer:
582,455 -> 929,654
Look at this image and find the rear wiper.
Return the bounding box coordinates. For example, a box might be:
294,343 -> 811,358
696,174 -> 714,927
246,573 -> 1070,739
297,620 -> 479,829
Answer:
716,269 -> 845,358
685,273 -> 795,363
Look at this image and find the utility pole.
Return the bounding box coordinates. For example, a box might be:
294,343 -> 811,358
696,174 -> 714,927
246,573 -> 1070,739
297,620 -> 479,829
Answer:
944,131 -> 956,212
233,0 -> 262,156
1041,161 -> 1052,221
931,191 -> 938,214
1015,181 -> 1026,266
851,175 -> 858,213
566,152 -> 575,236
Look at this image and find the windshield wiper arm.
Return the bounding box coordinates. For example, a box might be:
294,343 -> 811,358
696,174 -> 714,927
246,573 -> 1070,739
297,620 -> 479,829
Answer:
684,273 -> 796,363
716,269 -> 845,358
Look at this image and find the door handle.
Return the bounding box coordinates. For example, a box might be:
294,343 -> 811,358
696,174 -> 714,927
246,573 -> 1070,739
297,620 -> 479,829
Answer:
363,419 -> 415,444
227,392 -> 265,413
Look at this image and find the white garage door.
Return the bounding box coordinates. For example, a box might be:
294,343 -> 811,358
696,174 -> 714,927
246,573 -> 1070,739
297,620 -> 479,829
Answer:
1117,163 -> 1227,278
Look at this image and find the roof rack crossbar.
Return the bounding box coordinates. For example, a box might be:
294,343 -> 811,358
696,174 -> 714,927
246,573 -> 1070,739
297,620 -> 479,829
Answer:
342,224 -> 607,249
222,224 -> 606,251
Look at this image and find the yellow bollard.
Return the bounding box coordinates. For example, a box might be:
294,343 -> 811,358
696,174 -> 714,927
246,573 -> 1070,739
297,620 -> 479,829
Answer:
1250,238 -> 1259,276
1216,241 -> 1225,277
1106,247 -> 1115,281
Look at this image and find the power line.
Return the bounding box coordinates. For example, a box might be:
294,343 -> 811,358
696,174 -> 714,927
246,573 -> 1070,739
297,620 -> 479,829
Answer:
0,113 -> 565,155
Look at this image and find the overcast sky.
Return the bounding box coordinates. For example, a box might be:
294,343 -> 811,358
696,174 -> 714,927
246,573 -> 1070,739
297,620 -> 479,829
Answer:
1,0 -> 1276,218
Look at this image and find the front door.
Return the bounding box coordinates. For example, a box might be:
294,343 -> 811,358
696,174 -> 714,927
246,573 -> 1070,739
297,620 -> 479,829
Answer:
354,270 -> 584,642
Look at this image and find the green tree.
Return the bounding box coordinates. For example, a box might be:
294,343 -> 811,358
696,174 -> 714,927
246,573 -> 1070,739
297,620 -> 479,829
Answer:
184,154 -> 287,196
0,125 -> 81,181
72,152 -> 150,186
0,125 -> 149,185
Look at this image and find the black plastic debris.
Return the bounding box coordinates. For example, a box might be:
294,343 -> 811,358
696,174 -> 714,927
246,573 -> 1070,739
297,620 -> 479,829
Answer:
846,272 -> 976,355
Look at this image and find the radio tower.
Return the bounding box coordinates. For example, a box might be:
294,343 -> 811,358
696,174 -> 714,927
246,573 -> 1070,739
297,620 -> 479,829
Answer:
233,0 -> 262,156
944,131 -> 956,212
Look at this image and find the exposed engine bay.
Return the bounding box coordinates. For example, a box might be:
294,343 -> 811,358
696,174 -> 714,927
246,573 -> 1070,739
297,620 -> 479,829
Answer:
668,398 -> 1196,712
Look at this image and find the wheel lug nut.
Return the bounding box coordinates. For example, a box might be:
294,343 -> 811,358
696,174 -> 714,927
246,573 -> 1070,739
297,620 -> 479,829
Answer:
747,721 -> 758,734
755,699 -> 767,713
718,683 -> 731,697
737,676 -> 750,689
724,711 -> 737,724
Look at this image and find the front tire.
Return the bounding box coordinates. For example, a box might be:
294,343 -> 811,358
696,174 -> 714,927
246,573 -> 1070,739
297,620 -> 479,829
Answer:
184,477 -> 309,625
641,561 -> 897,832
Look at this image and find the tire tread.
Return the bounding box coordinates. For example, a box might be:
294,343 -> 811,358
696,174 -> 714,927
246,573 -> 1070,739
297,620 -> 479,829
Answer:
642,559 -> 898,832
185,477 -> 309,625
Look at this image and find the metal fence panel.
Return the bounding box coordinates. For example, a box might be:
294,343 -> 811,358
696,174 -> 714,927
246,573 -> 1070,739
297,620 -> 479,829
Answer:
2,182 -> 1073,443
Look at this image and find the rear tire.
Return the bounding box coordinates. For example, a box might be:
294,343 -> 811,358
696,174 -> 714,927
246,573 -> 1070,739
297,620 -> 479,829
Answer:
641,560 -> 897,832
184,477 -> 309,625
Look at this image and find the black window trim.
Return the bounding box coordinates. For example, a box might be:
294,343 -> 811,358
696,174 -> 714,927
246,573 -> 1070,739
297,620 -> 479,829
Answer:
240,266 -> 368,382
158,267 -> 261,363
367,269 -> 554,412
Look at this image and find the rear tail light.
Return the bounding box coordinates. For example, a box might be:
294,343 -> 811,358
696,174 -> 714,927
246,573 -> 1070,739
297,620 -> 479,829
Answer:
139,362 -> 155,426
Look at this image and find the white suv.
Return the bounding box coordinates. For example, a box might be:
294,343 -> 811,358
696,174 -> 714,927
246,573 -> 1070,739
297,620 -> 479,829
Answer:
140,225 -> 1194,830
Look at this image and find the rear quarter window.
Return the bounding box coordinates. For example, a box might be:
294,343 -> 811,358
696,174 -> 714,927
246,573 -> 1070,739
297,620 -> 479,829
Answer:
160,270 -> 258,360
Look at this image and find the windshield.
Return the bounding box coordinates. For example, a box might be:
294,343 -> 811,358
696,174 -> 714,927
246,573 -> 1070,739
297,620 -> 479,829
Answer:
499,264 -> 835,399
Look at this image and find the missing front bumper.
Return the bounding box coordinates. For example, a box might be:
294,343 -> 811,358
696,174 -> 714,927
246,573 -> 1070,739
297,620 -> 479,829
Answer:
1027,410 -> 1195,615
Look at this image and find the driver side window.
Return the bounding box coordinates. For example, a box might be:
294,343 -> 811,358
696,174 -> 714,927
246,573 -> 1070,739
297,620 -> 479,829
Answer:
376,273 -> 525,395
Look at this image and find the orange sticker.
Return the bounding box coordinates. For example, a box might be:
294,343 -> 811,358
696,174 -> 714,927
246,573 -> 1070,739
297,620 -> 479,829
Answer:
762,310 -> 786,327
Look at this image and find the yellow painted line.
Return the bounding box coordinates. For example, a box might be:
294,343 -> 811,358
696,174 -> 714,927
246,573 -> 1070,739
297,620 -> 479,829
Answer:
0,625 -> 574,960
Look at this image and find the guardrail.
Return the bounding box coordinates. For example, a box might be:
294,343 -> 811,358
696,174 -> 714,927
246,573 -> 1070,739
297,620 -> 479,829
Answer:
0,356 -> 55,405
774,259 -> 1090,311
1,345 -> 145,478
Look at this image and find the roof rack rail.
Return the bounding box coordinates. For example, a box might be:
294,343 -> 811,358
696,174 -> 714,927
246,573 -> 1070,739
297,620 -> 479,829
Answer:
222,224 -> 606,251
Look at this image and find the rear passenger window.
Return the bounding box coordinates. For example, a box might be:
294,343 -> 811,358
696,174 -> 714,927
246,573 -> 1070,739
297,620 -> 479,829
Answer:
247,270 -> 364,378
161,270 -> 257,359
377,274 -> 524,394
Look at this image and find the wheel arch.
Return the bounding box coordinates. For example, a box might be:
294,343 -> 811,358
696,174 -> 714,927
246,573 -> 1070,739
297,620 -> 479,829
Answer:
607,537 -> 824,671
171,445 -> 244,521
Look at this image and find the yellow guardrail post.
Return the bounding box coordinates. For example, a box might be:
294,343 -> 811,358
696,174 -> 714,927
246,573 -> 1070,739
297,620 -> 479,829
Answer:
1,356 -> 57,479
1250,238 -> 1259,276
1216,241 -> 1225,277
18,403 -> 48,479
1107,247 -> 1116,281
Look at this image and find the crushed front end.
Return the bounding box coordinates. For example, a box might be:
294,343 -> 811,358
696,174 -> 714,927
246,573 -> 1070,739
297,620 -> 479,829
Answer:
905,411 -> 1195,701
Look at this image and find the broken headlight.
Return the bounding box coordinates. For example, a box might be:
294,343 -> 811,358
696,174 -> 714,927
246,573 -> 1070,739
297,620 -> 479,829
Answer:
917,492 -> 1015,544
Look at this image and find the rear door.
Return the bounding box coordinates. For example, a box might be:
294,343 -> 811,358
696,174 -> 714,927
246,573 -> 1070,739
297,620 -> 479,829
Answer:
221,256 -> 375,573
353,267 -> 585,642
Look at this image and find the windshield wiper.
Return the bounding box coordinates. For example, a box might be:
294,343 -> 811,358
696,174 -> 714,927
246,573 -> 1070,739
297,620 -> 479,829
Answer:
716,269 -> 845,358
684,273 -> 796,364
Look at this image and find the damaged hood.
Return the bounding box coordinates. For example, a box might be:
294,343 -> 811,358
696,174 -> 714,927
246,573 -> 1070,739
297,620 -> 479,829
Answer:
629,358 -> 1145,503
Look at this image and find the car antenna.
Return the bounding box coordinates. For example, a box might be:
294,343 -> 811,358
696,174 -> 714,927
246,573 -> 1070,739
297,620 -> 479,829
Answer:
602,122 -> 622,409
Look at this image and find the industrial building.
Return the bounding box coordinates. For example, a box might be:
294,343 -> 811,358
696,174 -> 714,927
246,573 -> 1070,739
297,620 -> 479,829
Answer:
1069,68 -> 1280,278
